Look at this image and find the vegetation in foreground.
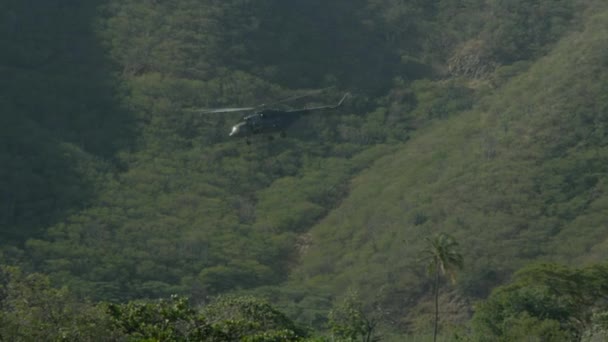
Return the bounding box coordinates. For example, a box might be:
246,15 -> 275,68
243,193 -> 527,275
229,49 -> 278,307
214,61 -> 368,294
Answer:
3,261 -> 608,341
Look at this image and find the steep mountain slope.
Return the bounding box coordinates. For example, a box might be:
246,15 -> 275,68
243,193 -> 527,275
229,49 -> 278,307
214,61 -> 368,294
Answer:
16,0 -> 404,301
287,4 -> 608,330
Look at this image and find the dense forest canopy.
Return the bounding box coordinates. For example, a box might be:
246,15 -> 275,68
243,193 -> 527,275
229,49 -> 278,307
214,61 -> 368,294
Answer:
2,0 -> 608,339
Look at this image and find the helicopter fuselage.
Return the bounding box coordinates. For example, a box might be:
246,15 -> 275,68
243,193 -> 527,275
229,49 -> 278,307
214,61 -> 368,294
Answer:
229,109 -> 308,138
228,93 -> 349,140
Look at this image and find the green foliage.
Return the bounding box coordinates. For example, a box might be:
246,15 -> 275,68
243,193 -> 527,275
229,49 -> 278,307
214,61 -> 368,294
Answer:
109,295 -> 307,341
408,80 -> 475,122
420,233 -> 463,342
3,0 -> 608,339
481,0 -> 575,63
108,295 -> 212,341
12,0 -> 415,300
582,311 -> 608,341
0,265 -> 119,341
420,233 -> 464,284
0,0 -> 133,245
202,295 -> 307,340
0,267 -> 316,341
289,3 -> 608,333
328,291 -> 380,342
471,263 -> 608,341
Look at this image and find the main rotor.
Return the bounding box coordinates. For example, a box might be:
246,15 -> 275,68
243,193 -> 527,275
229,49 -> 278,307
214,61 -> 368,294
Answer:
186,87 -> 337,115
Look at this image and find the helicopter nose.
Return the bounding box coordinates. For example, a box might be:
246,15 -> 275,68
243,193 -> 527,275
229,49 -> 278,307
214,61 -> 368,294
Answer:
229,125 -> 239,137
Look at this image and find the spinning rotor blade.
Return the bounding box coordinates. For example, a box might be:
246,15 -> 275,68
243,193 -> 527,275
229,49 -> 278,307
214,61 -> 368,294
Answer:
262,86 -> 334,108
184,86 -> 334,114
186,107 -> 257,114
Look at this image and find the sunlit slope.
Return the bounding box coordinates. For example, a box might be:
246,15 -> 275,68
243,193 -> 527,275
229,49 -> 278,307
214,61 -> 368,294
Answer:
291,7 -> 608,314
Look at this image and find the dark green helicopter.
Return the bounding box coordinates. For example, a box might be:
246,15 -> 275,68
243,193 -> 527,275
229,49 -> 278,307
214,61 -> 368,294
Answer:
197,91 -> 350,144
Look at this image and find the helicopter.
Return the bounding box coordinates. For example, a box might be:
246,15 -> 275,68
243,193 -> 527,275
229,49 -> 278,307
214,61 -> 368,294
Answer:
195,91 -> 350,144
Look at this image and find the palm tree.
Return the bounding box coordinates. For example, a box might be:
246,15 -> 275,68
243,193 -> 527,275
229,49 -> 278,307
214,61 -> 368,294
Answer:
420,232 -> 464,342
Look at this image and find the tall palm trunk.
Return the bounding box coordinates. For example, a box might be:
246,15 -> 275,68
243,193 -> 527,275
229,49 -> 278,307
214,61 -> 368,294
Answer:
421,233 -> 463,342
433,264 -> 439,342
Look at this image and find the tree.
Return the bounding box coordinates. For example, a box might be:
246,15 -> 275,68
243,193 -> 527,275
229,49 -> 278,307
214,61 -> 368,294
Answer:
0,265 -> 119,341
108,295 -> 307,341
201,295 -> 307,341
328,290 -> 380,342
471,263 -> 608,341
419,232 -> 463,342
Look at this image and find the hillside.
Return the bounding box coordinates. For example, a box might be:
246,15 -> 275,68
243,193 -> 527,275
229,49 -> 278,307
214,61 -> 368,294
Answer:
2,0 -> 608,339
0,1 -> 133,244
285,3 -> 608,332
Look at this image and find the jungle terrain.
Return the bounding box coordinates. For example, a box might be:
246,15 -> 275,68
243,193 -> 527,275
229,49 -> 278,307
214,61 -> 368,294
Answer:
2,0 -> 608,340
